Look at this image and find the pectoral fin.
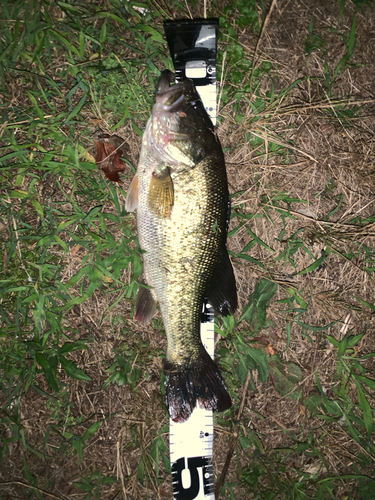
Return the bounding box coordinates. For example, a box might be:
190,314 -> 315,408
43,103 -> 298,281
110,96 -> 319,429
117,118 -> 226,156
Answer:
206,249 -> 237,316
147,169 -> 174,217
134,272 -> 157,323
125,174 -> 139,212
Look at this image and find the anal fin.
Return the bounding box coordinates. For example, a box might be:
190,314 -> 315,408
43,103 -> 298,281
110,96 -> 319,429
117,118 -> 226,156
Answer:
134,272 -> 157,323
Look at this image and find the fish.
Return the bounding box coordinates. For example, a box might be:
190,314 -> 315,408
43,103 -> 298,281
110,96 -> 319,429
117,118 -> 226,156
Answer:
125,69 -> 237,422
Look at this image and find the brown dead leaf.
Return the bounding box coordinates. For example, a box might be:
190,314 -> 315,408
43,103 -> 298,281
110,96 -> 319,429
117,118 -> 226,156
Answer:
90,118 -> 104,126
72,244 -> 81,256
93,132 -> 131,182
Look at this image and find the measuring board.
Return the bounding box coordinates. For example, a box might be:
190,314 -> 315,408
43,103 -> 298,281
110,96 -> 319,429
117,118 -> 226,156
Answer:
164,20 -> 219,500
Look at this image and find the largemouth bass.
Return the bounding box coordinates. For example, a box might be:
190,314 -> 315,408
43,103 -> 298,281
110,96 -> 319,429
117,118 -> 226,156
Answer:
126,70 -> 237,422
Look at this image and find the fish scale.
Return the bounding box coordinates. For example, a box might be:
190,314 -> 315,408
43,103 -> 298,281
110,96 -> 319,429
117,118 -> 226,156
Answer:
144,165 -> 224,363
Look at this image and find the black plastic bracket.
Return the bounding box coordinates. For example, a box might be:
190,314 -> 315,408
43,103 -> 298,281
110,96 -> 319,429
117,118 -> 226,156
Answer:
164,19 -> 219,87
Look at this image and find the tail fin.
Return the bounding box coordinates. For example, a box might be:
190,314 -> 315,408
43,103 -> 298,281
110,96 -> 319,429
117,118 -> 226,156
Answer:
164,353 -> 231,422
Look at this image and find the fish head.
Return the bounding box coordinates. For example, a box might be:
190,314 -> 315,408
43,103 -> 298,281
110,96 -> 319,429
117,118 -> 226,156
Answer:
148,70 -> 214,170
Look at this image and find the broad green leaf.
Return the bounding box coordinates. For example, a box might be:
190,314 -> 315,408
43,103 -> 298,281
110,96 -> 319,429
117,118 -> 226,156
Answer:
102,476 -> 117,485
244,227 -> 274,252
355,381 -> 374,436
304,394 -> 326,415
35,352 -> 50,370
240,278 -> 277,332
296,248 -> 330,275
53,235 -> 68,251
90,11 -> 131,28
344,414 -> 360,442
228,222 -> 246,238
346,332 -> 366,348
355,375 -> 375,391
326,335 -> 340,348
67,265 -> 90,286
57,218 -> 79,231
112,104 -> 129,130
338,336 -> 348,357
64,95 -> 87,123
222,314 -> 235,335
245,346 -> 269,383
33,294 -> 46,333
296,320 -> 337,332
323,195 -> 343,220
5,286 -> 29,293
52,280 -> 99,311
354,296 -> 375,311
269,356 -> 303,401
334,53 -> 349,80
319,474 -> 375,485
235,337 -> 269,384
236,353 -> 249,384
100,22 -> 107,44
278,78 -> 304,98
236,253 -> 266,269
0,150 -> 29,163
44,369 -> 59,392
82,421 -> 102,441
60,356 -> 92,381
72,481 -> 92,492
30,198 -> 44,218
135,24 -> 164,43
36,234 -> 53,248
27,92 -> 45,122
138,457 -> 144,482
70,436 -> 84,464
49,30 -> 80,57
59,340 -> 89,355
8,189 -> 28,199
57,1 -> 86,14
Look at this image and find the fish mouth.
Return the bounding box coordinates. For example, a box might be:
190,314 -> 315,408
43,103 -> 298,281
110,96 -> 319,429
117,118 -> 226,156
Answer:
149,70 -> 195,167
155,70 -> 188,112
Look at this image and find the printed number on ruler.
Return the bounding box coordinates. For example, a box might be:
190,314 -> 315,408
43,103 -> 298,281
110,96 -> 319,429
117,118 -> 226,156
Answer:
172,455 -> 214,500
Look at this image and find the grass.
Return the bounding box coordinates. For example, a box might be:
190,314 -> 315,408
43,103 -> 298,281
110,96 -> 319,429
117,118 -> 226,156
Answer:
1,0 -> 375,499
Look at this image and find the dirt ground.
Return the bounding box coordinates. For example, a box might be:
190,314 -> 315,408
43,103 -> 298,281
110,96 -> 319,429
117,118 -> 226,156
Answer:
1,0 -> 374,499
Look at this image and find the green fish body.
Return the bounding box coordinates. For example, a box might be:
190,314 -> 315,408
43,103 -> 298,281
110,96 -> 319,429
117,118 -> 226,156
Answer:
126,70 -> 237,422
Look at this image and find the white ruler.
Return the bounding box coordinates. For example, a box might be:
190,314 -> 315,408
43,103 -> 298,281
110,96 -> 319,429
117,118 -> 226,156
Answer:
195,82 -> 217,126
169,302 -> 215,500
